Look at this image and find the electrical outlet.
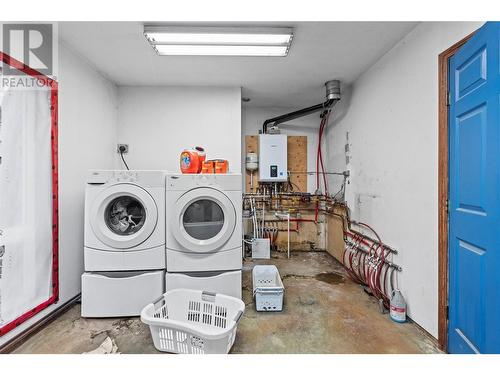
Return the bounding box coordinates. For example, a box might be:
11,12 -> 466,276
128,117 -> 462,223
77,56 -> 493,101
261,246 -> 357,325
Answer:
117,144 -> 129,154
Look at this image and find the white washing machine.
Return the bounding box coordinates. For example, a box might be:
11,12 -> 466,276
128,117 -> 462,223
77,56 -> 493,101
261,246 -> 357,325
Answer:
165,173 -> 242,298
81,170 -> 166,317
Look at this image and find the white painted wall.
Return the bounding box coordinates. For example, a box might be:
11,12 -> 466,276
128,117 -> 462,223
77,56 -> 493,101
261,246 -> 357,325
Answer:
1,43 -> 118,346
325,22 -> 484,337
242,107 -> 329,193
117,86 -> 241,172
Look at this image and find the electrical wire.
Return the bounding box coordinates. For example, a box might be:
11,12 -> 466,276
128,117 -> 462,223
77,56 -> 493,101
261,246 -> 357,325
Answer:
314,110 -> 332,221
290,181 -> 302,191
319,110 -> 331,195
332,176 -> 346,201
286,176 -> 301,192
120,150 -> 130,170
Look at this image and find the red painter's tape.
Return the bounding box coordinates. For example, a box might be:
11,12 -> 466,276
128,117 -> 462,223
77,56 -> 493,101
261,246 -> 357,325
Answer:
0,52 -> 59,337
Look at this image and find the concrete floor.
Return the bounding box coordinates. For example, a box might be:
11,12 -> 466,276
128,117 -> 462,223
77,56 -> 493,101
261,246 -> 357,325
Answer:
12,252 -> 440,354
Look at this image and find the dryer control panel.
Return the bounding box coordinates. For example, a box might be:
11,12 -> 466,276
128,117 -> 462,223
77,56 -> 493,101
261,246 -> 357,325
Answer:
166,173 -> 242,191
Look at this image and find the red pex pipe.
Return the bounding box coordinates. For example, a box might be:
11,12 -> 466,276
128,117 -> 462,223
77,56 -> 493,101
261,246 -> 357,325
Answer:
274,218 -> 315,233
342,220 -> 397,305
353,221 -> 382,244
345,250 -> 363,284
345,231 -> 374,249
343,231 -> 394,303
344,234 -> 364,284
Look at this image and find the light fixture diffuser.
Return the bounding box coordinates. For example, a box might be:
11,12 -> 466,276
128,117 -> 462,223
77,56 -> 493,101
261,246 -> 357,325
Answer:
154,44 -> 289,57
144,26 -> 293,57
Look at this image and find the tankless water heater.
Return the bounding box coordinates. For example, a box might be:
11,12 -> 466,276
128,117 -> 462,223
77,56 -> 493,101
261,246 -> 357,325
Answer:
259,134 -> 287,182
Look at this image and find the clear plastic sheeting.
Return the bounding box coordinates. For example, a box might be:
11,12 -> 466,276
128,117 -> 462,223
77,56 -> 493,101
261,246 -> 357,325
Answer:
0,85 -> 53,329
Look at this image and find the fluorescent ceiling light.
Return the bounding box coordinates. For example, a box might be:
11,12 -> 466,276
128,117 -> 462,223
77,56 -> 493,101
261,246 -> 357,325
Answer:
144,26 -> 293,57
154,44 -> 288,56
146,32 -> 292,45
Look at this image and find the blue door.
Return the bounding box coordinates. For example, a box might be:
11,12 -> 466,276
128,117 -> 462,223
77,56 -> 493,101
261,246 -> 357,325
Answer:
448,21 -> 500,354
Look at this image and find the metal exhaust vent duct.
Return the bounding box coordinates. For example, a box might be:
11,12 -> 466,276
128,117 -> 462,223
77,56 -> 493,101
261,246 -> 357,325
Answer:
262,80 -> 341,133
325,80 -> 341,101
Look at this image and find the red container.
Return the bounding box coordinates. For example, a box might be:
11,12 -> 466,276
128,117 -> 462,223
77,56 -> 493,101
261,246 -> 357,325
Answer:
201,160 -> 215,174
214,159 -> 229,174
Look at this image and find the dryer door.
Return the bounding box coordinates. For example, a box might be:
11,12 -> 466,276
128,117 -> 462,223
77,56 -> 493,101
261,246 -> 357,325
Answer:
90,184 -> 158,250
171,187 -> 236,253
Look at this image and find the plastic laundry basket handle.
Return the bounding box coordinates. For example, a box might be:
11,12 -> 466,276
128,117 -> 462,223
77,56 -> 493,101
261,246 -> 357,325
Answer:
202,290 -> 217,302
152,295 -> 165,305
234,310 -> 244,324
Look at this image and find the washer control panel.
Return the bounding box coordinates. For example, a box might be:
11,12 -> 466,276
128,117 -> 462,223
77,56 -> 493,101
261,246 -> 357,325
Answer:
87,170 -> 138,184
113,170 -> 138,183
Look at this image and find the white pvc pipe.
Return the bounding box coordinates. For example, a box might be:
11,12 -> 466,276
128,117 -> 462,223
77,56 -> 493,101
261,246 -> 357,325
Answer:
261,203 -> 265,239
274,212 -> 291,259
250,198 -> 257,239
287,213 -> 290,259
252,198 -> 258,239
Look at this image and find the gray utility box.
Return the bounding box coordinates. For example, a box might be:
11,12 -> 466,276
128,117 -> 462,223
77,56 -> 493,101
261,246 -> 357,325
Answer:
252,238 -> 270,259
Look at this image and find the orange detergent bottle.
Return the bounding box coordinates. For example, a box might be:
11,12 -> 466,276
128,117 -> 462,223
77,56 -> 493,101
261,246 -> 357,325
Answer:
180,146 -> 206,174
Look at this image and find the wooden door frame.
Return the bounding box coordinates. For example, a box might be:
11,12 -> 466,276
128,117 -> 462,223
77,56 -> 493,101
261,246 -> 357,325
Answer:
437,31 -> 475,352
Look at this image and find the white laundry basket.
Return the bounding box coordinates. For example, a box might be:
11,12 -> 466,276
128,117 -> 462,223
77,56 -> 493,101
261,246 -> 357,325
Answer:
141,289 -> 245,354
253,265 -> 284,311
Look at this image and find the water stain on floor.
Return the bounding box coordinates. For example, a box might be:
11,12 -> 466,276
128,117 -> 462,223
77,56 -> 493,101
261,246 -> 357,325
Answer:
314,272 -> 345,285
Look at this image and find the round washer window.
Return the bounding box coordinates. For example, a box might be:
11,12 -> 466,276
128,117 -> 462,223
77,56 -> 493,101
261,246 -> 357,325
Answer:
183,199 -> 224,240
105,196 -> 146,235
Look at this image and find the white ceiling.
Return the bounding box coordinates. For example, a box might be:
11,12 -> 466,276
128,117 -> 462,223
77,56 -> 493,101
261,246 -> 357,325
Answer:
59,22 -> 418,107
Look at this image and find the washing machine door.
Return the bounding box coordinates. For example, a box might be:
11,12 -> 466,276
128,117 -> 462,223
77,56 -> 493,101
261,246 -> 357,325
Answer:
90,184 -> 158,250
171,187 -> 236,253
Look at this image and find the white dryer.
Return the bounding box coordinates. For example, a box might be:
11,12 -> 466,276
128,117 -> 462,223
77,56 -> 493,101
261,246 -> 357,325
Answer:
165,173 -> 242,298
82,170 -> 166,317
